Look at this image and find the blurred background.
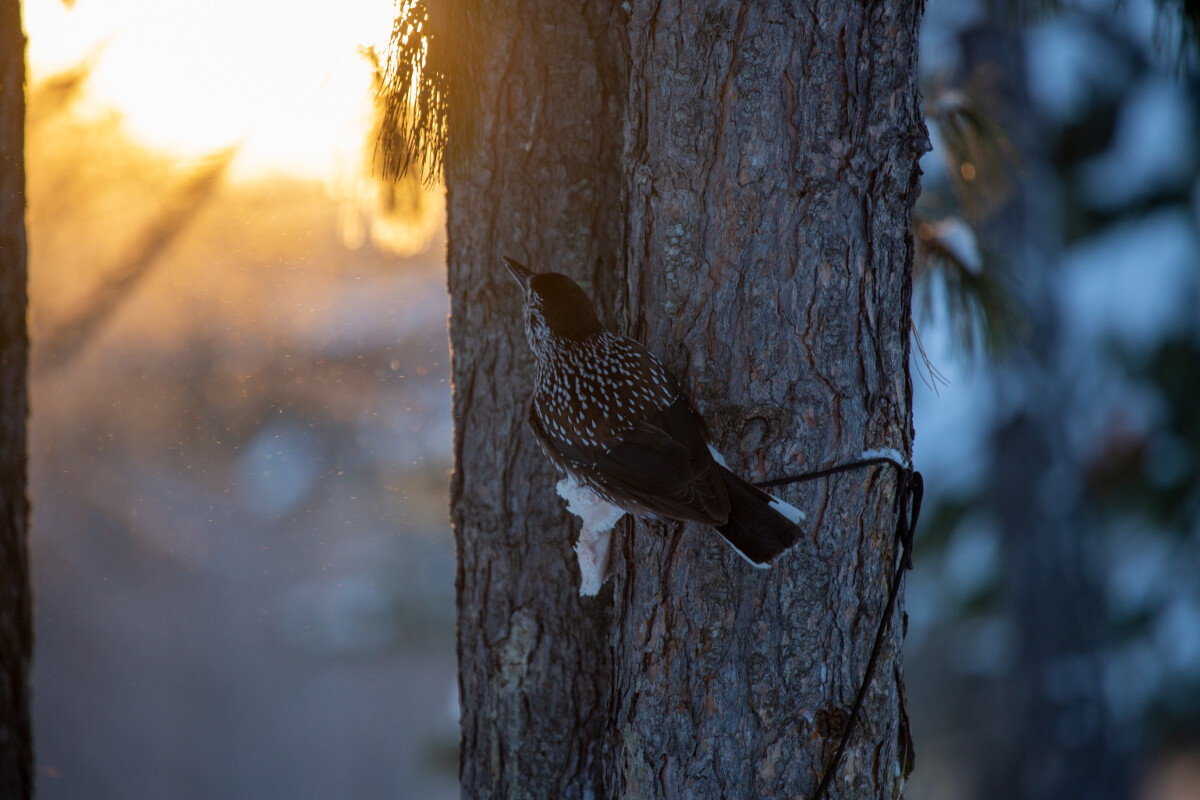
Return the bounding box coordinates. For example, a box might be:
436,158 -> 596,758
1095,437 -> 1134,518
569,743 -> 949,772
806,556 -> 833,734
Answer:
22,0 -> 1200,798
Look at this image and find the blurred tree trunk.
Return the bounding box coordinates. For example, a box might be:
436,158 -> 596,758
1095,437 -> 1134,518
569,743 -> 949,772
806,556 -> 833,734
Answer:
0,1 -> 33,798
444,1 -> 924,797
962,26 -> 1120,800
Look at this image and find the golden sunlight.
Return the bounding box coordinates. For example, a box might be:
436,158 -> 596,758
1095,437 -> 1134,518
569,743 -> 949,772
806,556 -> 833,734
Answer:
26,4 -> 457,795
26,0 -> 398,182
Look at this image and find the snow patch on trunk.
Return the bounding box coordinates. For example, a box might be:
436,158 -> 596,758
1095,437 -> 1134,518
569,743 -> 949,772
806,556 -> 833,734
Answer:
556,475 -> 626,596
861,447 -> 910,468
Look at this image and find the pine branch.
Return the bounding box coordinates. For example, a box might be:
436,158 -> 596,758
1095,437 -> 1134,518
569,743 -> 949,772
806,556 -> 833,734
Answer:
1151,0 -> 1200,72
913,213 -> 1024,356
926,80 -> 1023,222
36,147 -> 237,376
376,0 -> 486,185
27,56 -> 103,126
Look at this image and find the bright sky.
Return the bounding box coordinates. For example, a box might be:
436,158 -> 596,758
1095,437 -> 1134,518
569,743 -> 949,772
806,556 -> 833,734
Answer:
25,0 -> 399,181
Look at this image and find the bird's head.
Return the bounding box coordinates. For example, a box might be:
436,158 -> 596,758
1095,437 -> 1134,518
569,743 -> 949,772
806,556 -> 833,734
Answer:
503,257 -> 603,361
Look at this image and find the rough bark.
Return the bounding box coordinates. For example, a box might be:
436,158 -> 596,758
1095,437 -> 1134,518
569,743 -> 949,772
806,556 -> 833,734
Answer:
445,1 -> 924,797
445,1 -> 625,797
610,1 -> 924,797
0,1 -> 33,797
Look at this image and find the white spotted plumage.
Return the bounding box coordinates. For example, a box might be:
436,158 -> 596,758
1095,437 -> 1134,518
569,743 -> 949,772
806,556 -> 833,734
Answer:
502,257 -> 803,571
531,329 -> 678,459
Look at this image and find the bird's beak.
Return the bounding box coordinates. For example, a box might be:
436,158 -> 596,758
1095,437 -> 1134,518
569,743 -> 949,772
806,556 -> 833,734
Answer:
502,257 -> 533,290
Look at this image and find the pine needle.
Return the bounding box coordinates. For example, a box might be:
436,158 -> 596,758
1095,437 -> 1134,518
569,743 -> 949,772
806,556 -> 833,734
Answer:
927,81 -> 1022,222
377,0 -> 486,185
913,213 -> 1024,358
910,318 -> 949,394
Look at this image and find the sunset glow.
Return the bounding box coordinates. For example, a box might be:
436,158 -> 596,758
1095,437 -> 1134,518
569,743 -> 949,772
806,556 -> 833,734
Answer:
26,0 -> 399,181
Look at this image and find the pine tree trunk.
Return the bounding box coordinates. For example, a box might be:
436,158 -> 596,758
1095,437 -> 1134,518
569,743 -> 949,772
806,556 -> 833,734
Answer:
0,1 -> 33,797
445,1 -> 924,797
445,1 -> 625,796
609,2 -> 923,796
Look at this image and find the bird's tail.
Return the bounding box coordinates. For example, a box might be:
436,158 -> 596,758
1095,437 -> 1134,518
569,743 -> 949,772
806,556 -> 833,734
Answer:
714,466 -> 804,567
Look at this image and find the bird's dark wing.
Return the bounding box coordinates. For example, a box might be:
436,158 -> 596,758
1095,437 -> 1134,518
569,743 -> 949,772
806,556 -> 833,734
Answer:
529,397 -> 730,526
